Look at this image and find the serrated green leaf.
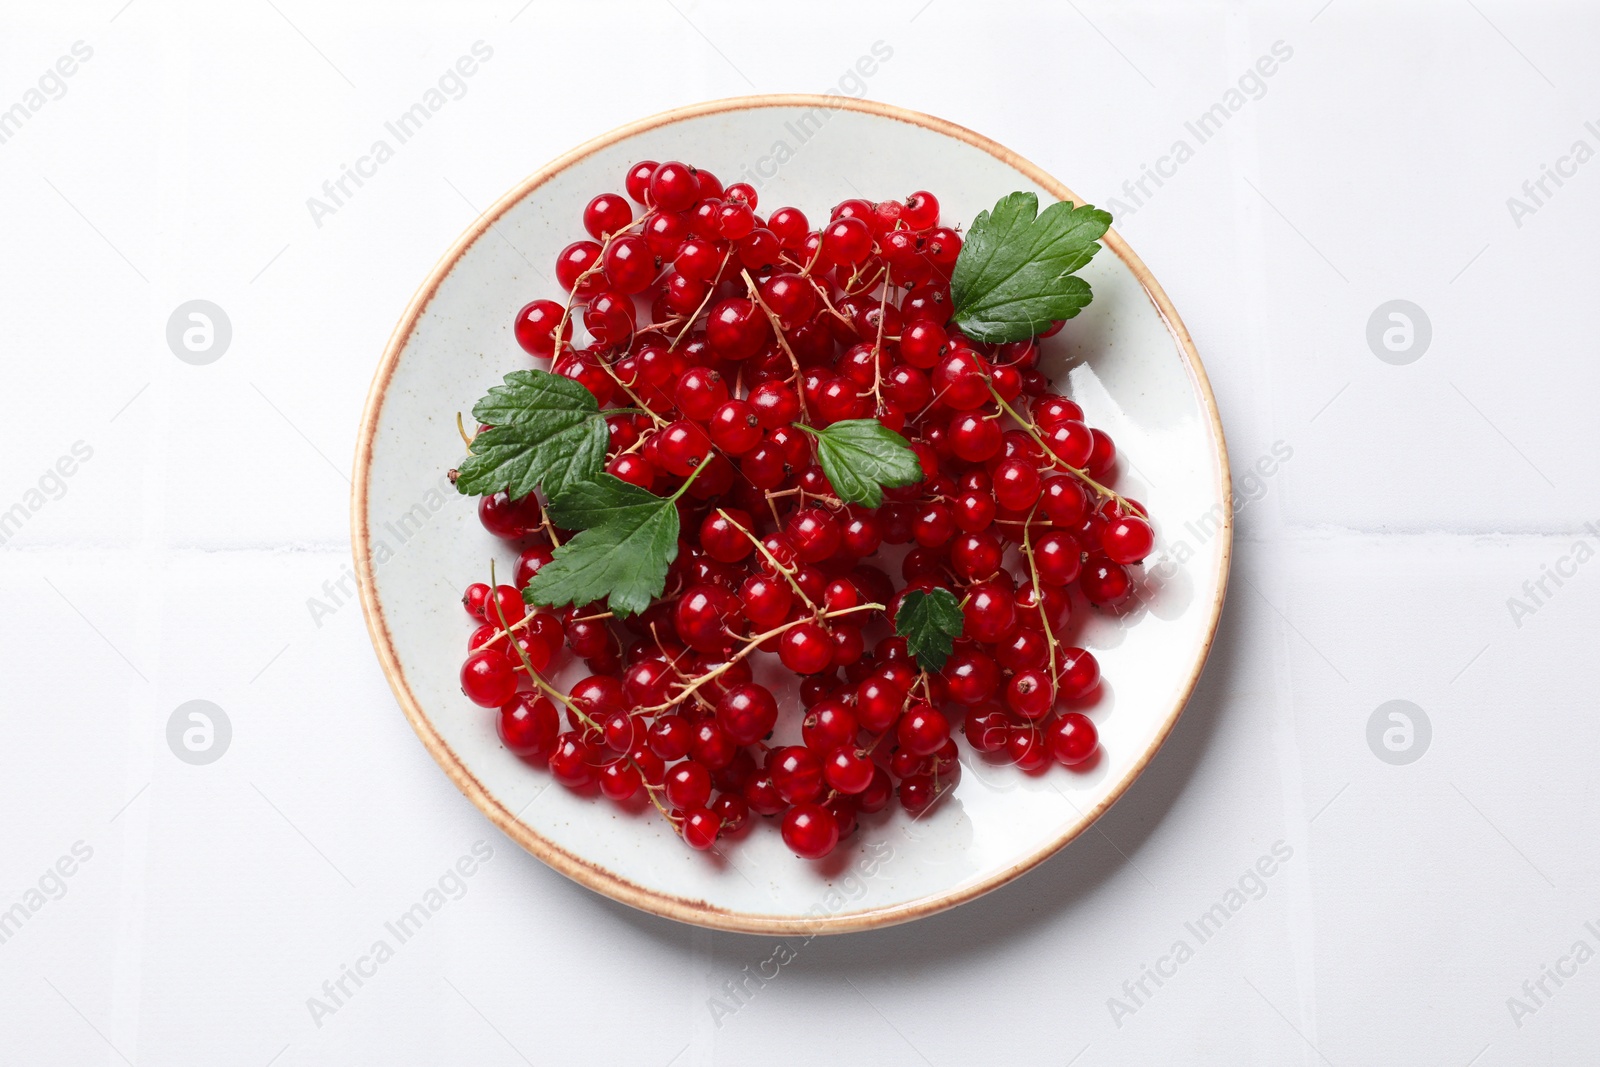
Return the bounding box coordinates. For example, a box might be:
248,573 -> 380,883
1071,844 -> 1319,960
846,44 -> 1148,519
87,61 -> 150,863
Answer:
542,473 -> 664,530
895,588 -> 964,672
523,475 -> 682,617
798,419 -> 923,508
950,191 -> 1112,344
453,370 -> 609,500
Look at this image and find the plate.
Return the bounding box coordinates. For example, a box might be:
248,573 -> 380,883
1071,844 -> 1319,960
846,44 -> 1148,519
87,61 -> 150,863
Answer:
352,95 -> 1231,934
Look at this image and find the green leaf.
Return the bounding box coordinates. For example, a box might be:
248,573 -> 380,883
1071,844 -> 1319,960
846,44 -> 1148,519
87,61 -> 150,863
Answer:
798,419 -> 923,508
453,370 -> 609,500
895,588 -> 965,672
523,475 -> 683,617
950,191 -> 1112,344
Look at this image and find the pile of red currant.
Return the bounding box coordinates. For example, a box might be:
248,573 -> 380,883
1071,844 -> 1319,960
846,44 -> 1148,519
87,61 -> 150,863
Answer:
455,160 -> 1154,860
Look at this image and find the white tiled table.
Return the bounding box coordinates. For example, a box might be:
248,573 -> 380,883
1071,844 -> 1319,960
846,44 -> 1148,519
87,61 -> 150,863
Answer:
3,1 -> 1596,1063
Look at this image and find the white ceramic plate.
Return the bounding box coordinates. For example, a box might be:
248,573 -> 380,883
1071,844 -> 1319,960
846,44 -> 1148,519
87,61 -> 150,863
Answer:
353,96 -> 1231,934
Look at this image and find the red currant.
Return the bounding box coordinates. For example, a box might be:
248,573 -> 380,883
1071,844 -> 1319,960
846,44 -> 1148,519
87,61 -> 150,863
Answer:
665,760 -> 713,810
674,366 -> 728,420
708,400 -> 763,456
601,234 -> 655,295
896,703 -> 950,756
1102,515 -> 1154,564
599,759 -> 642,801
1047,713 -> 1099,766
706,298 -> 770,360
657,419 -> 711,477
717,684 -> 778,745
902,190 -> 940,229
779,621 -> 833,674
498,694 -> 559,759
1006,669 -> 1055,720
555,240 -> 603,296
770,746 -> 825,805
823,217 -> 872,264
711,792 -> 749,834
624,161 -> 658,204
478,492 -> 543,539
824,746 -> 874,794
898,774 -> 939,815
649,161 -> 700,212
675,584 -> 736,653
682,807 -> 720,849
944,648 -> 999,706
461,649 -> 516,707
548,734 -> 598,788
1057,647 -> 1101,700
1080,554 -> 1133,606
780,803 -> 839,859
964,708 -> 1010,753
583,193 -> 633,240
514,299 -> 571,358
963,581 -> 1017,643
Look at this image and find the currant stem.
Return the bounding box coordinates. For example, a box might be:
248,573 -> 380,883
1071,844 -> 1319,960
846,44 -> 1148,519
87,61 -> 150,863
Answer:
764,485 -> 843,511
715,507 -> 821,618
1021,504 -> 1061,683
646,783 -> 683,827
870,273 -> 892,413
541,512 -> 563,548
669,458 -> 708,500
670,247 -> 732,351
987,385 -> 1132,511
488,561 -> 601,735
638,603 -> 883,714
659,641 -> 719,714
740,268 -> 809,423
551,220 -> 667,427
596,353 -> 668,428
802,274 -> 852,326
860,729 -> 891,757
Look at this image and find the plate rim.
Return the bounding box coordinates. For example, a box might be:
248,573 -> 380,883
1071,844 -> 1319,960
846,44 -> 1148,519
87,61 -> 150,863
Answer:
351,93 -> 1233,935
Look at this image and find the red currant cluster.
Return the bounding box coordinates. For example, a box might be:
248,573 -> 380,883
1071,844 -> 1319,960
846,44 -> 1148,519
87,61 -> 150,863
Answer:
455,161 -> 1154,860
